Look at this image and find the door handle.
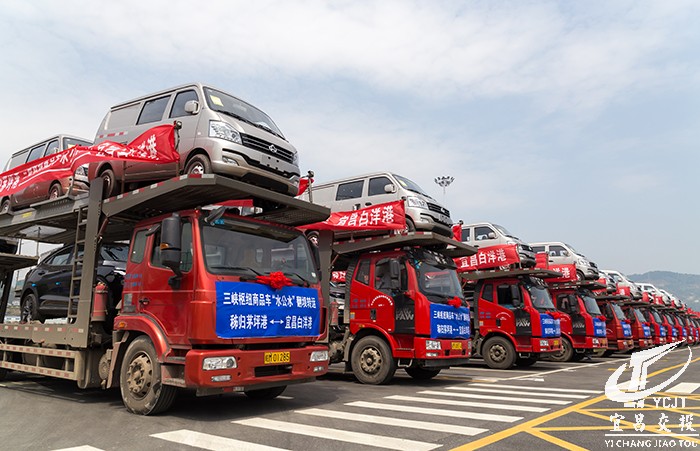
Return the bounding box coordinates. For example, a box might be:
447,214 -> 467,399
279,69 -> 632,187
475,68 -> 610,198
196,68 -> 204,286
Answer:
138,298 -> 150,305
365,202 -> 372,206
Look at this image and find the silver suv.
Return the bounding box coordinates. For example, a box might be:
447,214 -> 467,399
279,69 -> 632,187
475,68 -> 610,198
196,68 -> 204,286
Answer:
89,82 -> 300,197
459,222 -> 535,267
530,241 -> 599,280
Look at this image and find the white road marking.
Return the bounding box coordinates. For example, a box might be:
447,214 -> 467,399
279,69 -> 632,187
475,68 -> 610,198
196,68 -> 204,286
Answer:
468,383 -> 602,394
277,395 -> 294,400
667,382 -> 700,394
418,390 -> 571,405
297,408 -> 488,436
385,394 -> 549,412
234,418 -> 439,451
52,447 -> 104,451
346,401 -> 523,423
151,430 -> 289,451
506,359 -> 613,380
445,386 -> 589,399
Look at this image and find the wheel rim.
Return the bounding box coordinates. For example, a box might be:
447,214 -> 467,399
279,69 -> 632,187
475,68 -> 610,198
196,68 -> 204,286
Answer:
102,174 -> 113,194
21,297 -> 34,322
489,343 -> 507,363
50,188 -> 59,199
359,346 -> 382,375
187,161 -> 205,175
126,352 -> 153,400
1,201 -> 8,213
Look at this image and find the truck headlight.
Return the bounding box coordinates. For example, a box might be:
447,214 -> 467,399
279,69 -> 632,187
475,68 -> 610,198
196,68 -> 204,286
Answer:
310,350 -> 329,362
406,196 -> 428,209
203,356 -> 237,370
426,340 -> 441,350
209,120 -> 242,144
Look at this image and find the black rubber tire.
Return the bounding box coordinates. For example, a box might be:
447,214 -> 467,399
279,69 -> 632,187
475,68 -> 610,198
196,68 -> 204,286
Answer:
403,217 -> 416,234
405,367 -> 441,380
244,386 -> 287,400
1,198 -> 10,214
571,353 -> 586,362
20,293 -> 44,323
49,183 -> 62,200
120,336 -> 177,415
602,350 -> 615,358
0,367 -> 7,381
576,270 -> 585,282
351,335 -> 397,385
99,168 -> 119,198
549,337 -> 574,362
482,336 -> 516,370
185,154 -> 212,175
515,356 -> 538,367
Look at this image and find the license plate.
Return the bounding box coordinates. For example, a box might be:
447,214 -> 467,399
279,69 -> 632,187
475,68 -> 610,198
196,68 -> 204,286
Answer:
451,342 -> 462,350
553,340 -> 560,346
264,351 -> 290,364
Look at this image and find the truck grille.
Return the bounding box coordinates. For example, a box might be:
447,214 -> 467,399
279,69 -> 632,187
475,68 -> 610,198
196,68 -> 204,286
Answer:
241,134 -> 295,164
255,364 -> 292,378
426,202 -> 450,217
590,261 -> 598,269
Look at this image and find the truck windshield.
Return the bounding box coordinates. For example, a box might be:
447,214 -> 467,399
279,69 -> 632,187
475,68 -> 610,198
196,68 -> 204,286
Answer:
204,87 -> 284,139
393,174 -> 429,197
632,309 -> 646,323
611,303 -> 627,321
525,284 -> 555,311
581,294 -> 602,315
415,263 -> 464,301
650,311 -> 662,323
201,218 -> 317,284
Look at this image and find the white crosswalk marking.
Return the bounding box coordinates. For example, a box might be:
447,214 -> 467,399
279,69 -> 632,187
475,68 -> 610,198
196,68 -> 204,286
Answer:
469,383 -> 601,394
234,418 -> 440,451
346,400 -> 523,422
667,383 -> 700,394
151,430 -> 289,451
446,386 -> 589,399
384,394 -> 549,413
296,408 -> 488,436
53,447 -> 104,451
417,390 -> 571,405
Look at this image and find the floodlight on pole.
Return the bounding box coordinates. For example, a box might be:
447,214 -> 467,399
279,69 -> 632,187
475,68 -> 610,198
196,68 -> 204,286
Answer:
434,175 -> 454,201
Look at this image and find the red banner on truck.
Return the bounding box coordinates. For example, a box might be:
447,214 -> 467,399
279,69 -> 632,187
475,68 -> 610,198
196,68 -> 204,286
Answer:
0,125 -> 177,198
454,244 -> 520,272
299,200 -> 406,231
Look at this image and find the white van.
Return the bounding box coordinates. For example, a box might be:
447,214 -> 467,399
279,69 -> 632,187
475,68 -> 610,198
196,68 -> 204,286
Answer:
89,82 -> 300,197
529,241 -> 599,280
459,222 -> 536,267
603,269 -> 642,299
299,172 -> 453,236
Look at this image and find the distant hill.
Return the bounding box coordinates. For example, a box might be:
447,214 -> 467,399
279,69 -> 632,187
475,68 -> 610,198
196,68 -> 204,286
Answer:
629,271 -> 700,306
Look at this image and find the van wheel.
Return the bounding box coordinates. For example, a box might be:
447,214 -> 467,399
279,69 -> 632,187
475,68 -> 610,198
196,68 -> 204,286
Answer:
49,183 -> 62,200
185,155 -> 212,175
482,336 -> 516,369
351,335 -> 396,385
405,367 -> 441,380
244,386 -> 286,400
120,336 -> 177,415
576,270 -> 585,281
549,337 -> 574,362
20,293 -> 44,323
99,168 -> 119,198
0,198 -> 10,214
403,218 -> 416,234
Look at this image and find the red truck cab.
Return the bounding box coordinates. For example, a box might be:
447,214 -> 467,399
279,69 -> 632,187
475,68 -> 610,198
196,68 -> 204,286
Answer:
620,304 -> 653,350
595,295 -> 634,355
641,307 -> 669,346
461,270 -> 562,369
547,284 -> 608,361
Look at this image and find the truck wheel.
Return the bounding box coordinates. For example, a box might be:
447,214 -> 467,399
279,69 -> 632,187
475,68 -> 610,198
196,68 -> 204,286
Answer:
548,337 -> 574,362
482,336 -> 516,369
571,353 -> 586,362
0,368 -> 7,381
20,293 -> 44,323
244,386 -> 286,400
120,336 -> 177,415
405,367 -> 441,380
602,350 -> 615,358
515,356 -> 538,367
185,155 -> 212,175
99,168 -> 119,198
351,335 -> 397,385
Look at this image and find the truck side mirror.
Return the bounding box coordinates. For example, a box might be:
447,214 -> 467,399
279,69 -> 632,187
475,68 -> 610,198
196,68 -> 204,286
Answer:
384,183 -> 396,194
389,259 -> 401,290
184,100 -> 200,114
161,213 -> 182,280
510,285 -> 522,308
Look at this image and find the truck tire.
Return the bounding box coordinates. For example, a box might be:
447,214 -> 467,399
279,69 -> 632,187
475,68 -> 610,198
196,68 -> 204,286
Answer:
0,368 -> 7,381
515,356 -> 538,367
548,337 -> 574,362
244,386 -> 286,400
405,367 -> 441,380
602,350 -> 615,358
120,336 -> 177,415
482,336 -> 516,370
20,293 -> 44,323
351,335 -> 397,385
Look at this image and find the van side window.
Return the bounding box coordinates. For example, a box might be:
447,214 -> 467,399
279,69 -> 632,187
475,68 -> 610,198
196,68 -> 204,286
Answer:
475,226 -> 494,241
170,90 -> 199,118
336,180 -> 363,200
45,139 -> 60,156
481,284 -> 493,302
368,177 -> 392,196
130,230 -> 147,264
354,259 -> 370,285
9,150 -> 29,169
532,246 -> 545,253
550,245 -> 567,256
27,144 -> 46,163
137,96 -> 170,125
461,228 -> 471,242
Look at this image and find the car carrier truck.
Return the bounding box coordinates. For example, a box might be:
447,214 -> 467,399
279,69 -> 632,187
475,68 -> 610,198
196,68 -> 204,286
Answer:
0,174 -> 331,414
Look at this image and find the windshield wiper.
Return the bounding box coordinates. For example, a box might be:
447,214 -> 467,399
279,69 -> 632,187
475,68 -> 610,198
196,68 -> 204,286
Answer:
209,266 -> 263,278
282,271 -> 311,287
212,108 -> 284,140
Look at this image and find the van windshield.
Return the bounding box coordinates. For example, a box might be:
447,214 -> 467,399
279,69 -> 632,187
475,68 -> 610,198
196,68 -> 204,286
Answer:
204,87 -> 284,139
493,224 -> 513,237
393,174 -> 429,197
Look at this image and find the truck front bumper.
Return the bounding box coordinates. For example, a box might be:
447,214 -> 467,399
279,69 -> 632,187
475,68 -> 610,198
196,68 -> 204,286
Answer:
413,337 -> 472,360
528,337 -> 562,354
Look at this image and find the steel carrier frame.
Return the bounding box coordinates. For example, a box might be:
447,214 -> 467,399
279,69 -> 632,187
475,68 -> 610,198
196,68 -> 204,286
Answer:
0,174 -> 330,386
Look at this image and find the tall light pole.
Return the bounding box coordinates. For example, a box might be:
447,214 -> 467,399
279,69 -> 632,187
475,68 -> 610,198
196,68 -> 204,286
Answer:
434,175 -> 454,203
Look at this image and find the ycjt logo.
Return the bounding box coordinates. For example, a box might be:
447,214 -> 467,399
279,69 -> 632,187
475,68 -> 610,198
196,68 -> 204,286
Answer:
605,341 -> 692,408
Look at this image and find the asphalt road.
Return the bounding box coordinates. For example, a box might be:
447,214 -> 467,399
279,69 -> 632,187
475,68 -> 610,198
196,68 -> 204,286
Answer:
1,347 -> 698,451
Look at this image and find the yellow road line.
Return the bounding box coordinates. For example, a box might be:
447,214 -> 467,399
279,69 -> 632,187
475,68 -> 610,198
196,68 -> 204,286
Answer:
526,429 -> 588,451
451,355 -> 700,450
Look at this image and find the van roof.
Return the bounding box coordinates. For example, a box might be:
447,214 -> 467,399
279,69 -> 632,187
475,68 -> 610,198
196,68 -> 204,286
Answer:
311,172 -> 401,188
109,82 -> 249,110
10,134 -> 92,157
529,241 -> 565,246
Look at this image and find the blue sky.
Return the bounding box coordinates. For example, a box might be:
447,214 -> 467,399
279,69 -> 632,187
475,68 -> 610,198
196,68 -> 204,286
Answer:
1,0 -> 699,276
